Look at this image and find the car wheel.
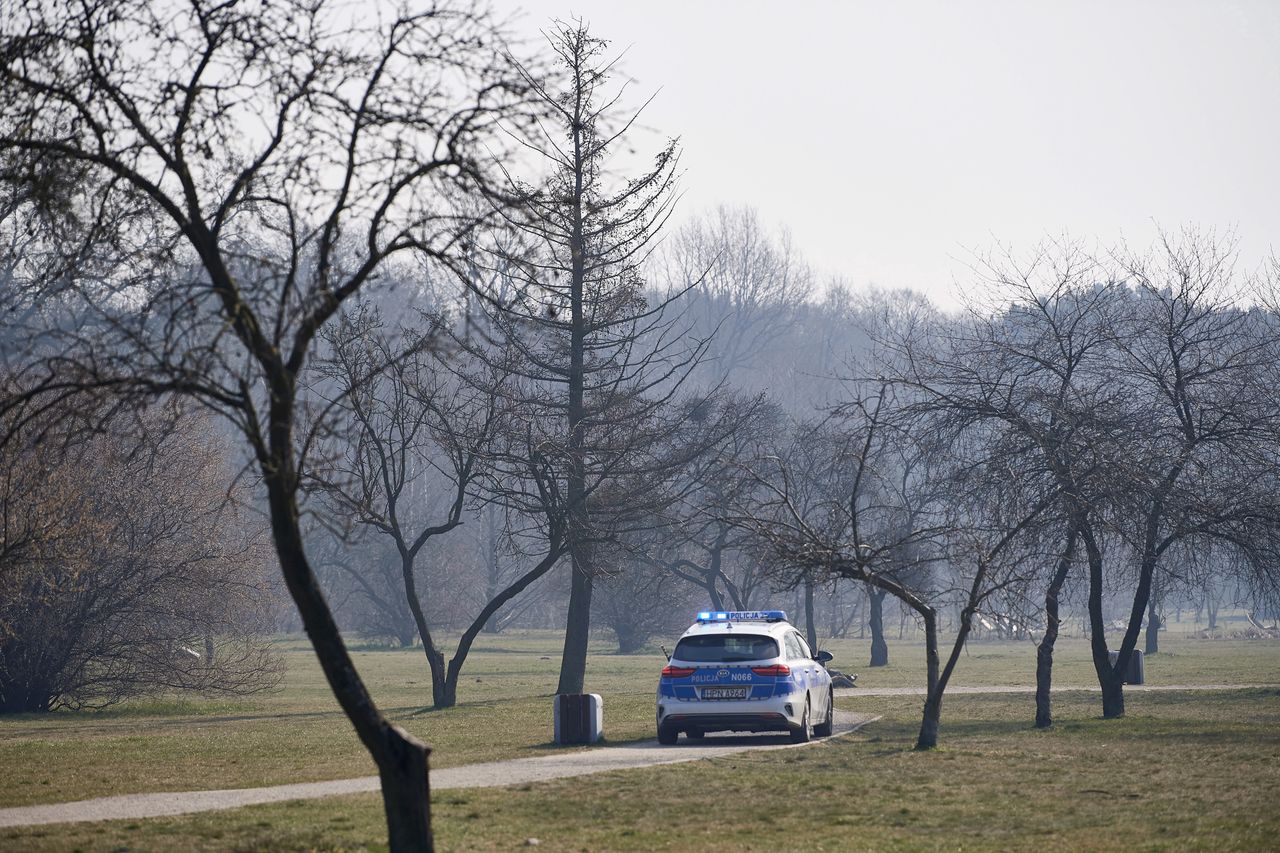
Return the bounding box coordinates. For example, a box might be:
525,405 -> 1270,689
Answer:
790,697 -> 813,743
657,722 -> 678,745
814,688 -> 834,737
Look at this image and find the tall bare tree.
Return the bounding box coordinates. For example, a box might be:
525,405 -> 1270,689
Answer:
0,2 -> 532,847
476,20 -> 695,695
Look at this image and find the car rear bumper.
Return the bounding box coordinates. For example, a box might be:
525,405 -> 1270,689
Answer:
657,694 -> 805,733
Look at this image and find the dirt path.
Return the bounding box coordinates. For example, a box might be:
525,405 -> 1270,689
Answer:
0,711 -> 878,828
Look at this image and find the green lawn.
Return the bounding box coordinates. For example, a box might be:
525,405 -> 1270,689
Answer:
2,629 -> 1278,850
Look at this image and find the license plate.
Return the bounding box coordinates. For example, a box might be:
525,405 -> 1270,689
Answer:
701,687 -> 748,700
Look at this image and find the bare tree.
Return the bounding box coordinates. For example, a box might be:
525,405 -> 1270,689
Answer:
887,233 -> 1280,723
0,409 -> 281,713
315,303 -> 582,707
736,389 -> 949,748
1091,232 -> 1280,716
312,303 -> 508,706
660,205 -> 813,387
475,20 -> 697,695
0,2 -> 532,847
884,241 -> 1123,727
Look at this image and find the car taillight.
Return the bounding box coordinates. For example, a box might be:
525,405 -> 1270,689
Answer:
751,664 -> 790,677
661,665 -> 696,678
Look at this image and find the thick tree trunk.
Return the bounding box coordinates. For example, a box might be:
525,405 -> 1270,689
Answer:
1036,524 -> 1078,729
915,606 -> 941,750
557,268 -> 591,691
427,648 -> 448,709
917,694 -> 940,750
868,586 -> 888,667
263,445 -> 432,851
378,724 -> 433,853
556,555 -> 593,694
1100,671 -> 1125,718
1082,523 -> 1124,719
398,552 -> 450,709
436,675 -> 457,709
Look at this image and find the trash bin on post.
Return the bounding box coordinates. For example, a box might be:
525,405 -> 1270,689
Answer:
554,693 -> 603,744
1108,649 -> 1145,684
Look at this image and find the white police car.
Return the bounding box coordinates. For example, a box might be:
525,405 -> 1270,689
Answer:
656,610 -> 835,744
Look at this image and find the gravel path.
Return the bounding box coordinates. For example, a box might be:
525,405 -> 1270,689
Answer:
836,682 -> 1272,697
0,711 -> 878,829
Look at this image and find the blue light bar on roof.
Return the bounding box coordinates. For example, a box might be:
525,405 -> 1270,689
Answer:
696,610 -> 787,623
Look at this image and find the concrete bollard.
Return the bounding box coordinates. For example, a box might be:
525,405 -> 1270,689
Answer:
1108,649 -> 1145,684
553,693 -> 603,744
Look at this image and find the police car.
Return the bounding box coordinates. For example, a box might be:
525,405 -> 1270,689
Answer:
656,610 -> 835,744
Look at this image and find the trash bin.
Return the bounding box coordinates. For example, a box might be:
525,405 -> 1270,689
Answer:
1108,649 -> 1145,684
554,693 -> 603,744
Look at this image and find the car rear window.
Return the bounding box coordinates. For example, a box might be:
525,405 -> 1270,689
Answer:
673,634 -> 779,663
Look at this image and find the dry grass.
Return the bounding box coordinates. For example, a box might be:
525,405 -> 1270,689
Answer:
1,629 -> 1277,850
5,688 -> 1278,851
0,634 -> 666,808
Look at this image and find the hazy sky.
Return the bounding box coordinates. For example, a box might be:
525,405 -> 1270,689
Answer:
508,1 -> 1280,308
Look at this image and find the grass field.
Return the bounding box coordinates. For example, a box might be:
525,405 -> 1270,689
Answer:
2,628 -> 1279,851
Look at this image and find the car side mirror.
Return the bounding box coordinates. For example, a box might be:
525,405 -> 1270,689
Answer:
815,650 -> 834,664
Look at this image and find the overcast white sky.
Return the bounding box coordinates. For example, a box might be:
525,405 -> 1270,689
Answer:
507,0 -> 1280,308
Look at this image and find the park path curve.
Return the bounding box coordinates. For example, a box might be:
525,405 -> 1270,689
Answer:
0,711 -> 878,829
